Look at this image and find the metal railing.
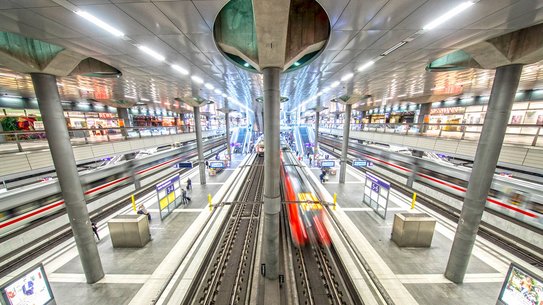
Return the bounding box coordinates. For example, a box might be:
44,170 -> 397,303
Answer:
0,126 -> 226,153
319,123 -> 543,147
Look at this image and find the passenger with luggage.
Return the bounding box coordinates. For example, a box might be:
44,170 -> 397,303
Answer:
320,170 -> 326,184
137,204 -> 151,221
182,188 -> 191,205
91,222 -> 100,241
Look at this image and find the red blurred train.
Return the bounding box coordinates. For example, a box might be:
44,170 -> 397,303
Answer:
281,162 -> 330,247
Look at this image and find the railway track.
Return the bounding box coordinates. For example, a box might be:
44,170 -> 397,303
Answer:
0,142 -> 226,277
281,162 -> 362,305
186,156 -> 264,305
318,137 -> 543,269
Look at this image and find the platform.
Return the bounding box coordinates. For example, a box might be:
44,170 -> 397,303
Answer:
0,153 -> 539,305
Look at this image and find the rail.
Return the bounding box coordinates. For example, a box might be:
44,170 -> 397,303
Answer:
318,123 -> 543,147
0,126 -> 226,153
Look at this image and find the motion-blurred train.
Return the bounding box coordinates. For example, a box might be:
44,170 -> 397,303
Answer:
281,158 -> 331,246
0,138 -> 225,239
320,135 -> 543,230
254,136 -> 265,156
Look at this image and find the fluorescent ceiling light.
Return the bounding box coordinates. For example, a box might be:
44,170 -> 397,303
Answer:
205,83 -> 214,90
331,81 -> 340,88
357,60 -> 374,72
191,75 -> 204,84
316,92 -> 323,96
243,62 -> 250,67
221,93 -> 227,98
397,94 -> 407,97
423,1 -> 474,30
323,87 -> 330,93
341,73 -> 354,81
381,41 -> 408,56
171,64 -> 189,75
0,72 -> 22,79
2,94 -> 22,99
214,89 -> 222,94
75,10 -> 124,37
125,95 -> 136,99
140,98 -> 150,101
138,46 -> 165,61
153,100 -> 161,103
293,62 -> 301,67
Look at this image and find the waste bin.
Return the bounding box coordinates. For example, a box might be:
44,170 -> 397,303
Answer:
108,214 -> 151,248
391,212 -> 436,247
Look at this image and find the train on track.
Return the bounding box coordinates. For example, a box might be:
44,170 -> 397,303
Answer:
319,135 -> 543,230
281,155 -> 331,247
0,138 -> 225,240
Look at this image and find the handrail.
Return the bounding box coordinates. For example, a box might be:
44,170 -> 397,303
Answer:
0,126 -> 226,153
318,123 -> 542,147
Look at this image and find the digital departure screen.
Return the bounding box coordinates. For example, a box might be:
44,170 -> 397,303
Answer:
498,263 -> 543,305
1,264 -> 53,305
320,161 -> 335,168
209,161 -> 225,169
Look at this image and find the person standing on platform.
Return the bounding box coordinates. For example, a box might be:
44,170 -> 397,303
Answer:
319,170 -> 326,184
137,204 -> 151,221
91,222 -> 100,241
186,177 -> 192,191
205,160 -> 209,169
309,156 -> 312,166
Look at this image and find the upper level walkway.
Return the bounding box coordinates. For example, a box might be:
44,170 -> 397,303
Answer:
319,123 -> 543,171
0,126 -> 225,178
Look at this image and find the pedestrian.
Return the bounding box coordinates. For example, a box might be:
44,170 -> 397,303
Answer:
182,188 -> 191,205
307,152 -> 310,159
319,170 -> 326,184
186,177 -> 192,191
137,204 -> 151,221
91,222 -> 100,241
205,160 -> 209,169
309,156 -> 312,166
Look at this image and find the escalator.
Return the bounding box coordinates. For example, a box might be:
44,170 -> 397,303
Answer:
299,126 -> 313,155
234,127 -> 247,153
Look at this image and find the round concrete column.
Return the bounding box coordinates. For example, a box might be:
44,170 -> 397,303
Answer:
339,104 -> 352,184
444,64 -> 524,283
31,73 -> 104,284
193,106 -> 206,185
262,67 -> 281,280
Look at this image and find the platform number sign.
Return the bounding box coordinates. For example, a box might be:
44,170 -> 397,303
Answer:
363,172 -> 390,219
155,174 -> 182,220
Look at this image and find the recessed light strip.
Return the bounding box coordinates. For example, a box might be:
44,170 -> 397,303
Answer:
75,10 -> 125,37
423,1 -> 475,30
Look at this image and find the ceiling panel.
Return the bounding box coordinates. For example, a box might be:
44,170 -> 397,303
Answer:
116,2 -> 183,35
154,1 -> 211,34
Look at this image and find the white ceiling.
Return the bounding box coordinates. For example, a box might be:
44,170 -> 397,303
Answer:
0,0 -> 542,115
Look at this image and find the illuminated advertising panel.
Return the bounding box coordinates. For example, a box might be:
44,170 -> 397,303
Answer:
1,264 -> 54,305
497,263 -> 543,305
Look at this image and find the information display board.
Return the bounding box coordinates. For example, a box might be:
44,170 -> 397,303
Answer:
1,264 -> 54,305
497,263 -> 543,305
175,162 -> 193,169
352,160 -> 373,167
156,174 -> 182,220
209,161 -> 225,169
363,172 -> 390,219
320,160 -> 335,168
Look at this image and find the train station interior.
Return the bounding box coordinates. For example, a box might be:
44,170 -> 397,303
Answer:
0,1 -> 542,305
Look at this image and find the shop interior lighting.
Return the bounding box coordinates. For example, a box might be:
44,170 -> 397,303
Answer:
397,94 -> 407,97
171,64 -> 189,75
140,98 -> 150,101
2,94 -> 22,99
330,81 -> 340,88
75,10 -> 125,37
191,76 -> 204,84
138,46 -> 165,61
205,83 -> 214,90
153,100 -> 161,103
341,73 -> 354,81
381,41 -> 408,56
357,61 -> 375,72
77,86 -> 94,91
124,95 -> 136,99
422,1 -> 474,30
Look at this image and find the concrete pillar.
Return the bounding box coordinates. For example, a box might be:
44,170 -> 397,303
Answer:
225,110 -> 232,161
30,73 -> 104,284
406,150 -> 423,188
314,111 -> 320,156
117,107 -> 131,138
339,104 -> 352,184
417,103 -> 431,133
444,64 -> 523,283
193,106 -> 206,185
262,67 -> 281,279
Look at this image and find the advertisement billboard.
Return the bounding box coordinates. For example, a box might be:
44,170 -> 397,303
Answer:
1,264 -> 54,305
497,263 -> 543,305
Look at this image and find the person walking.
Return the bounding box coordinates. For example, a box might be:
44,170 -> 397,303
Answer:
186,177 -> 192,191
91,222 -> 100,241
309,156 -> 312,166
